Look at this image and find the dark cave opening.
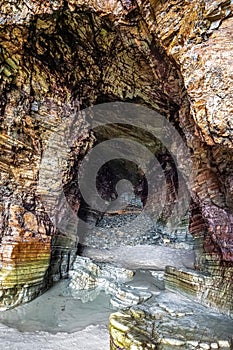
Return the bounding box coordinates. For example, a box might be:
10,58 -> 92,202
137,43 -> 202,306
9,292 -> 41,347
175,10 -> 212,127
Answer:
65,116 -> 192,252
0,2 -> 232,339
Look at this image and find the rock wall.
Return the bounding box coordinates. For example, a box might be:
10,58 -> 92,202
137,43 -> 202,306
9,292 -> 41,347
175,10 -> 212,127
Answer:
149,0 -> 233,264
141,0 -> 233,316
0,0 -> 232,315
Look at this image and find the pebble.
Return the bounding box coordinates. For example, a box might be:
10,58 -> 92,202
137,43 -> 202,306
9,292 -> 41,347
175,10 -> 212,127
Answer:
187,341 -> 199,347
160,337 -> 186,346
218,340 -> 230,348
200,343 -> 210,349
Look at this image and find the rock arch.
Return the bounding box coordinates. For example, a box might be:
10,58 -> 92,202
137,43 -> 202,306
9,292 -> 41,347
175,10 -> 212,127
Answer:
0,0 -> 232,315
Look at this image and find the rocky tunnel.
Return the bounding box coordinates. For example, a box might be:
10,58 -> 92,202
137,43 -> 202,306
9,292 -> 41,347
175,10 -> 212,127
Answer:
0,0 -> 232,320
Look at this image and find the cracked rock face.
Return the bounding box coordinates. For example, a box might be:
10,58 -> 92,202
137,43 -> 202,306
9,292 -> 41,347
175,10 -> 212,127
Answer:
67,256 -> 152,309
109,292 -> 233,350
0,0 -> 232,324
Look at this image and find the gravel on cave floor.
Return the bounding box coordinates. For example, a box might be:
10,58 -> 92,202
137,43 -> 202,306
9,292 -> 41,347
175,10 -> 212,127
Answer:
78,204 -> 193,250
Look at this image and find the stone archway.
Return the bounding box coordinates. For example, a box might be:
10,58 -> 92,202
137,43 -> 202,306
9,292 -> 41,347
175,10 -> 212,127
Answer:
0,0 -> 232,319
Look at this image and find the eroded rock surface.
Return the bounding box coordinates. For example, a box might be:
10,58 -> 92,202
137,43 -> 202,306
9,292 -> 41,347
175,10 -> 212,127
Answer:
68,256 -> 152,309
0,0 -> 232,330
110,294 -> 233,350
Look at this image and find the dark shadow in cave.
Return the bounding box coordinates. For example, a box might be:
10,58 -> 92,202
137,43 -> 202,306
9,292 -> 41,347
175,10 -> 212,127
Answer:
73,120 -> 191,252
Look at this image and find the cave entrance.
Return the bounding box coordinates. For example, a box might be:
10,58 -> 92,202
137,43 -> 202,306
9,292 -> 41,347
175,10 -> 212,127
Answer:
74,118 -> 193,252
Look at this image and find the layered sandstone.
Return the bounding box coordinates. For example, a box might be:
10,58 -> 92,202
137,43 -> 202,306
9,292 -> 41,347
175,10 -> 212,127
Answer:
0,0 -> 232,332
